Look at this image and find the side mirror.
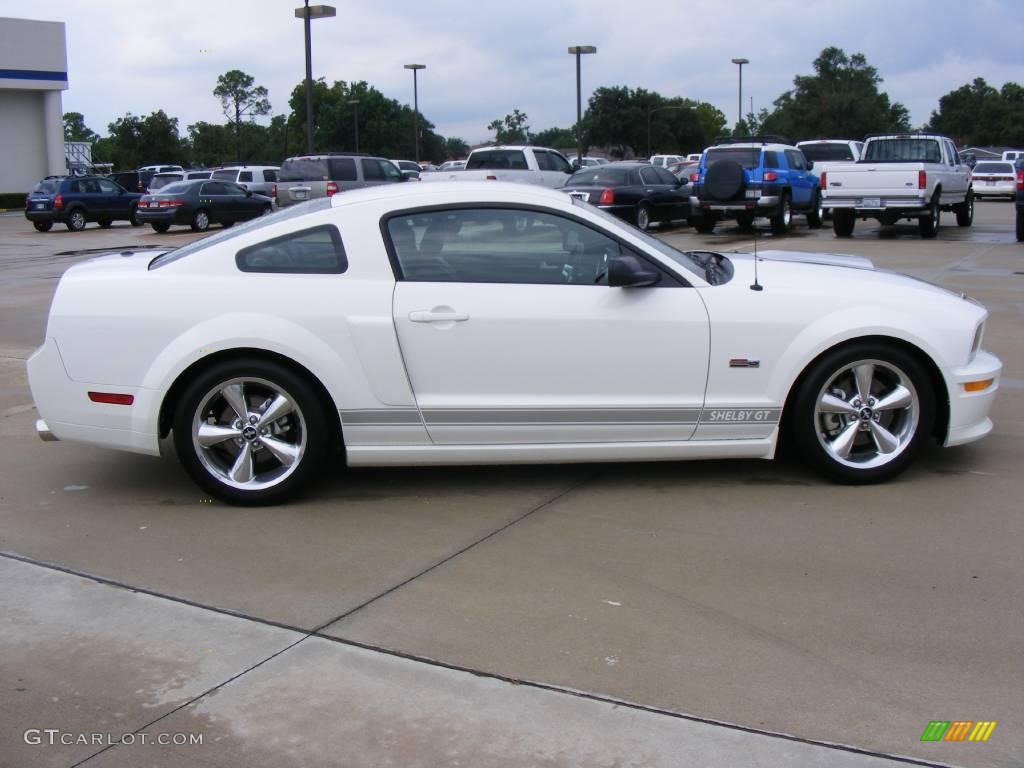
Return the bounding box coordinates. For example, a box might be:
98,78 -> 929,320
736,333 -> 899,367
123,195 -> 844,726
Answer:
401,170 -> 420,180
608,254 -> 662,288
806,160 -> 814,171
571,161 -> 581,171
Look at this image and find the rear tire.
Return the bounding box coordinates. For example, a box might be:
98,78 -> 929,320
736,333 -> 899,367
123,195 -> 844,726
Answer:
191,209 -> 211,232
954,192 -> 974,227
694,215 -> 716,234
918,195 -> 940,238
770,193 -> 792,235
806,191 -> 823,229
833,210 -> 855,237
66,209 -> 87,232
151,223 -> 171,233
636,203 -> 652,231
1016,208 -> 1024,242
172,359 -> 329,506
33,221 -> 52,233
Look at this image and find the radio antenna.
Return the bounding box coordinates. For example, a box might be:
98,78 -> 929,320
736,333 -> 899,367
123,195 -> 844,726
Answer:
750,228 -> 763,291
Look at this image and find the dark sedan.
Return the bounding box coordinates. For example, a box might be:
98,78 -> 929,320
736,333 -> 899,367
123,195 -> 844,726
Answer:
560,163 -> 692,230
136,180 -> 274,232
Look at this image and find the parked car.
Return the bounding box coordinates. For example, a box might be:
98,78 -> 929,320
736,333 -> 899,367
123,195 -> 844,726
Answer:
419,146 -> 573,188
275,153 -> 408,208
686,153 -> 702,162
565,155 -> 610,168
26,182 -> 1001,504
970,161 -> 1017,200
561,162 -> 691,230
1015,161 -> 1024,242
690,136 -> 822,234
24,175 -> 142,232
139,164 -> 184,174
419,163 -> 438,172
666,160 -> 698,179
210,166 -> 279,198
148,169 -> 213,193
109,169 -> 157,194
823,134 -> 973,238
1001,150 -> 1024,163
391,160 -> 422,180
649,154 -> 685,168
136,179 -> 273,232
437,160 -> 466,171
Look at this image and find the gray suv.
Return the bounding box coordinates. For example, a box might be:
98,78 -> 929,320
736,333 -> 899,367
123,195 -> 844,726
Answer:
275,154 -> 407,207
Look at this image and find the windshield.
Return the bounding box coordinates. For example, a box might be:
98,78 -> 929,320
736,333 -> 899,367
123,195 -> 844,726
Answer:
149,175 -> 183,190
149,198 -> 332,269
567,168 -> 630,186
570,197 -> 704,279
799,143 -> 855,162
862,138 -> 942,163
973,162 -> 1013,174
706,147 -> 761,169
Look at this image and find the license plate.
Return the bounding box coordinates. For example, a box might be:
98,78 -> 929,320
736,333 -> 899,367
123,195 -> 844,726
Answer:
34,202 -> 44,209
293,190 -> 307,200
861,197 -> 881,208
985,181 -> 996,186
569,191 -> 588,201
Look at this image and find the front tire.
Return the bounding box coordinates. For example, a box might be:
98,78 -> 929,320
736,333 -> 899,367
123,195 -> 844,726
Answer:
918,194 -> 940,238
191,209 -> 211,232
66,209 -> 87,232
129,206 -> 143,227
954,192 -> 973,227
636,202 -> 652,231
172,359 -> 329,505
791,343 -> 935,484
806,191 -> 823,229
833,210 -> 855,237
33,221 -> 53,232
770,193 -> 792,235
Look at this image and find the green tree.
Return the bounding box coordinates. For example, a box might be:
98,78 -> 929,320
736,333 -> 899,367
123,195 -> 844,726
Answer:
63,112 -> 99,143
93,110 -> 187,170
583,87 -> 717,158
758,48 -> 910,142
213,69 -> 272,162
926,79 -> 1024,146
443,136 -> 470,159
487,110 -> 530,144
531,126 -> 577,149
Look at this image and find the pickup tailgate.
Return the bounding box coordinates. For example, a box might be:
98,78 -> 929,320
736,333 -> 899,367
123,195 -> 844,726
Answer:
825,163 -> 923,199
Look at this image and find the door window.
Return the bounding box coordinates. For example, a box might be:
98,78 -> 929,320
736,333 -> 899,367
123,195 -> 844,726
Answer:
97,179 -> 120,193
654,167 -> 678,185
380,160 -> 403,180
387,208 -> 653,285
262,169 -> 278,182
361,159 -> 384,180
534,151 -> 555,171
201,182 -> 230,196
639,167 -> 661,185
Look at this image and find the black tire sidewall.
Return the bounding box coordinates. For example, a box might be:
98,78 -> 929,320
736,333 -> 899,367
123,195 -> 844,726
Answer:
771,193 -> 791,234
790,343 -> 935,484
1016,208 -> 1024,242
833,210 -> 855,237
807,191 -> 823,228
33,221 -> 52,232
172,359 -> 330,505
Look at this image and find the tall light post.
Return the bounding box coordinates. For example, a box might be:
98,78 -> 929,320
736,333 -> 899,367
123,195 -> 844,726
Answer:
731,57 -> 749,132
404,63 -> 426,163
294,1 -> 335,153
647,105 -> 685,159
348,99 -> 360,153
567,45 -> 597,166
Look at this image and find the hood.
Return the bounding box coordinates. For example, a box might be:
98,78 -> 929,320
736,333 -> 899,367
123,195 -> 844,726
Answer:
731,249 -> 874,270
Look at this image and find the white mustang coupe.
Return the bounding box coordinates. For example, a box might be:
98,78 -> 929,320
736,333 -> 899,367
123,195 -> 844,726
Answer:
27,183 -> 1000,505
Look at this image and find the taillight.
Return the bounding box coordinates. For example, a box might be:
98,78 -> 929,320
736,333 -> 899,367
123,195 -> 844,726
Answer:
820,171 -> 827,188
1017,169 -> 1023,191
918,170 -> 926,190
53,194 -> 63,209
485,175 -> 497,181
689,171 -> 700,183
763,171 -> 778,182
159,199 -> 185,208
271,183 -> 277,198
88,391 -> 134,406
326,181 -> 338,196
598,188 -> 615,205
137,180 -> 144,191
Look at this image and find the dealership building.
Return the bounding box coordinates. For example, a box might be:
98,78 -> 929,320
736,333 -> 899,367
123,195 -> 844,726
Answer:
0,17 -> 68,194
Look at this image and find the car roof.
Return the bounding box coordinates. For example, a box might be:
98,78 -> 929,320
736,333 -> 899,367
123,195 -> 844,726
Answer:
796,139 -> 858,145
709,142 -> 792,151
327,180 -> 577,211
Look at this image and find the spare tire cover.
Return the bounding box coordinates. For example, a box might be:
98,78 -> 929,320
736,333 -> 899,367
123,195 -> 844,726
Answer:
703,159 -> 745,201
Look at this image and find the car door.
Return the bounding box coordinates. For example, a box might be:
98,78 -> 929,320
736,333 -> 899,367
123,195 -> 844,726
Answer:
653,166 -> 690,220
360,158 -> 402,188
198,181 -> 232,222
388,206 -> 710,445
535,150 -> 574,188
223,181 -> 254,219
943,139 -> 969,203
96,177 -> 129,218
783,150 -> 813,207
639,166 -> 675,221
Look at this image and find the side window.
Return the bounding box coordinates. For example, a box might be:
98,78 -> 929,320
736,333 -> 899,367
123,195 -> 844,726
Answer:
225,182 -> 247,195
548,152 -> 572,173
327,158 -> 357,181
387,207 -> 661,286
534,151 -> 554,171
81,179 -> 101,193
654,167 -> 678,185
380,160 -> 403,180
639,167 -> 660,185
783,150 -> 802,170
236,225 -> 347,274
239,171 -> 253,182
97,179 -> 119,193
763,151 -> 778,169
201,182 -> 229,196
68,180 -> 82,193
262,169 -> 277,182
361,159 -> 384,180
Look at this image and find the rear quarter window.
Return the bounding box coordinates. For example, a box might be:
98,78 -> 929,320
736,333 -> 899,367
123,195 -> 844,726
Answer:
236,225 -> 347,274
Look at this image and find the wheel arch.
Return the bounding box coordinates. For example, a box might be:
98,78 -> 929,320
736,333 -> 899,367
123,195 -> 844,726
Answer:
779,334 -> 950,447
158,347 -> 344,456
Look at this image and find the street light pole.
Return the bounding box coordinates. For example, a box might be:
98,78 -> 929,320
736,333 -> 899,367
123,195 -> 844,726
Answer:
731,57 -> 749,132
294,2 -> 336,153
404,64 -> 426,163
567,46 -> 596,166
647,105 -> 685,159
348,99 -> 360,153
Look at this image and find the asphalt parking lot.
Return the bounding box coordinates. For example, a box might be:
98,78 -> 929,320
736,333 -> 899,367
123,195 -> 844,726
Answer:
1,202 -> 1021,767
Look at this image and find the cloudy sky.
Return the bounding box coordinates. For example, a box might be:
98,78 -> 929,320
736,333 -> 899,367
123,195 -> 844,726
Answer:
4,0 -> 1022,144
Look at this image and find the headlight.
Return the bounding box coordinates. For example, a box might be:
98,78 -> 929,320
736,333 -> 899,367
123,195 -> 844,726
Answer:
971,321 -> 985,358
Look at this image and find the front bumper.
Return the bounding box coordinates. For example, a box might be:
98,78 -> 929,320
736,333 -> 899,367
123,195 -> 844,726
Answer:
944,349 -> 1002,447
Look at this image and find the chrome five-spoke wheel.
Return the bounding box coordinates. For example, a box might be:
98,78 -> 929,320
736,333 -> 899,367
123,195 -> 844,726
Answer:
173,360 -> 328,504
792,344 -> 934,484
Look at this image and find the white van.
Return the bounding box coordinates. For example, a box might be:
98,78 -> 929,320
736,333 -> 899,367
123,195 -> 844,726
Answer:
1001,150 -> 1024,163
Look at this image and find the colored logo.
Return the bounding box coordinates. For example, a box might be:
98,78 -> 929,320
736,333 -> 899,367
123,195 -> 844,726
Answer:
920,721 -> 996,742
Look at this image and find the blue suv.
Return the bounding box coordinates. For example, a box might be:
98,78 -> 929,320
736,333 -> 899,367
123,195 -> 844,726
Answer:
690,136 -> 822,234
25,175 -> 143,232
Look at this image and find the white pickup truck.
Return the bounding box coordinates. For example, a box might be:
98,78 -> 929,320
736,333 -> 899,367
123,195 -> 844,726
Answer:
821,134 -> 973,238
419,145 -> 574,188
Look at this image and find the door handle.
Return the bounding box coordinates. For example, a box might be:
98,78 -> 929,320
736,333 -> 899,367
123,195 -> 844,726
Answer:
408,310 -> 470,323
